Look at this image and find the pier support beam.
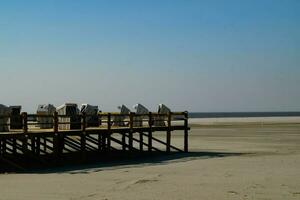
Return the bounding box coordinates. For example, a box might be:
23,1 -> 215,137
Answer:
122,134 -> 126,151
139,132 -> 143,151
184,111 -> 189,153
101,134 -> 106,151
106,113 -> 111,151
129,112 -> 134,151
36,137 -> 41,155
12,139 -> 17,154
166,113 -> 171,153
148,112 -> 153,152
81,113 -> 87,159
98,134 -> 102,151
22,136 -> 28,154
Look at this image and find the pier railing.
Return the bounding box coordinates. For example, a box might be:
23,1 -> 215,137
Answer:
0,112 -> 188,131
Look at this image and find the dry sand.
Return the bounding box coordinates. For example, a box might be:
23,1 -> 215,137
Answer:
1,117 -> 300,200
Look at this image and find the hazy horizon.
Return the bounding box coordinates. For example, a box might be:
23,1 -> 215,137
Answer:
1,0 -> 299,113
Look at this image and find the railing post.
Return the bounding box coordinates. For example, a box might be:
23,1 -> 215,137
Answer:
139,131 -> 143,151
129,112 -> 134,151
81,113 -> 86,157
21,112 -> 28,154
81,112 -> 86,132
53,111 -> 58,133
122,113 -> 126,150
22,112 -> 28,134
184,111 -> 189,152
53,111 -> 61,159
101,113 -> 106,151
106,113 -> 111,151
98,113 -> 102,151
36,136 -> 40,155
166,112 -> 172,153
148,112 -> 153,152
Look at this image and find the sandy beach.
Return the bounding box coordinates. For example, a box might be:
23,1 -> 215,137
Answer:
1,117 -> 300,200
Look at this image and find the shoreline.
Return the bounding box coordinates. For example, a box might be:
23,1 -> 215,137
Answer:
189,116 -> 300,126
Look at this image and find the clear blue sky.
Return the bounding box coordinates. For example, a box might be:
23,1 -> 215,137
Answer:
0,0 -> 299,112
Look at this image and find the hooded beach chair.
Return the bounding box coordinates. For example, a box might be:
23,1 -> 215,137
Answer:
0,104 -> 10,132
80,104 -> 99,127
153,104 -> 171,126
36,104 -> 56,129
56,103 -> 80,130
113,105 -> 131,126
133,104 -> 149,127
9,105 -> 22,129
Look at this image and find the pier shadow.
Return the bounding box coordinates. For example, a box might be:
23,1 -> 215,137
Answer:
0,151 -> 247,174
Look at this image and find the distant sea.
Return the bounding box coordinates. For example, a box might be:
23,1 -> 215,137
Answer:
189,112 -> 300,118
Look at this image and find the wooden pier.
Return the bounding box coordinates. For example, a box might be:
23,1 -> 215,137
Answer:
0,112 -> 189,171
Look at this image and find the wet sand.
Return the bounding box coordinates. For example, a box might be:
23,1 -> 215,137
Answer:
1,117 -> 300,200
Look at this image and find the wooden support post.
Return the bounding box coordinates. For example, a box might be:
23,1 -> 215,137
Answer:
0,139 -> 2,156
184,111 -> 189,152
81,113 -> 86,157
36,136 -> 40,155
12,138 -> 17,154
22,112 -> 28,134
80,134 -> 86,155
3,139 -> 6,154
53,111 -> 62,159
166,112 -> 172,153
139,132 -> 143,151
31,136 -> 35,154
148,112 -> 153,152
101,133 -> 106,151
22,112 -> 29,154
43,137 -> 47,151
129,112 -> 134,151
53,111 -> 58,133
53,134 -> 59,159
122,133 -> 126,151
107,113 -> 111,151
98,134 -> 102,151
81,112 -> 86,132
22,136 -> 28,154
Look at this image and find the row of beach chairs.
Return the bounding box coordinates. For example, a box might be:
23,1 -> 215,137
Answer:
0,103 -> 172,131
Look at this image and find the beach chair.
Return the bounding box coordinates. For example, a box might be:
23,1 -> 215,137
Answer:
80,104 -> 99,127
36,104 -> 56,129
113,105 -> 131,126
153,104 -> 171,126
57,103 -> 81,130
9,106 -> 22,129
133,104 -> 149,127
0,104 -> 10,132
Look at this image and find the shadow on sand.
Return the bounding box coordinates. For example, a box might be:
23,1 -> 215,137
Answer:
0,151 -> 247,174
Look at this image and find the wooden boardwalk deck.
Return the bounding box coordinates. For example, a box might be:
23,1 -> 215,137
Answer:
0,112 -> 189,171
